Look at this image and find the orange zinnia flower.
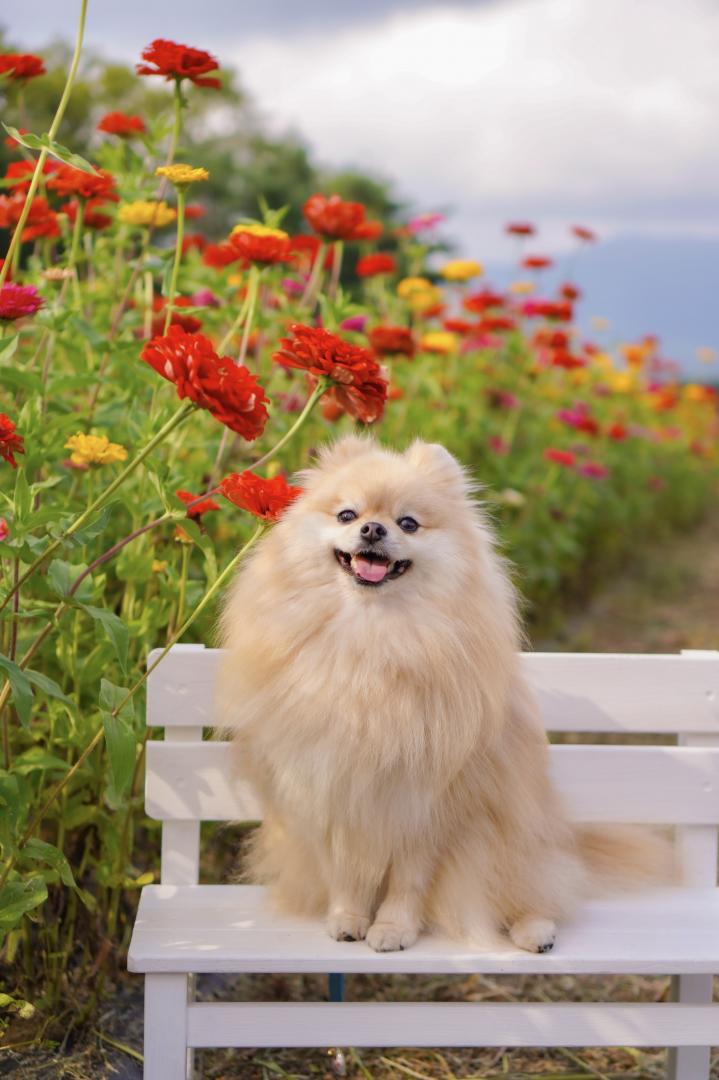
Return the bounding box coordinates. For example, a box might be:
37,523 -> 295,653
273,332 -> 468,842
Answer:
136,39 -> 221,89
141,326 -> 269,439
219,471 -> 303,521
368,325 -> 415,358
47,165 -> 118,202
230,226 -> 291,265
273,324 -> 387,423
303,193 -> 366,241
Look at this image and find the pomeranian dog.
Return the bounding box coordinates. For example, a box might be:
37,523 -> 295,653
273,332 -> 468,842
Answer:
216,436 -> 667,953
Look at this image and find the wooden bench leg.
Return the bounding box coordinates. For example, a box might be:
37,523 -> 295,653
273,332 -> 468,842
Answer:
144,973 -> 192,1079
666,974 -> 712,1080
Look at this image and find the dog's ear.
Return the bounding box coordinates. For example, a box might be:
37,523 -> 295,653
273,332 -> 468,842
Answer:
315,434 -> 377,471
405,441 -> 476,496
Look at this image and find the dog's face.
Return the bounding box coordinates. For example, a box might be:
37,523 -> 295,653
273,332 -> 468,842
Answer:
282,436 -> 476,596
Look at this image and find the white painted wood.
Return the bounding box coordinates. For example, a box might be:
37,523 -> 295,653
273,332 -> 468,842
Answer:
159,728 -> 202,886
668,974 -> 713,1080
127,884 -> 719,975
144,973 -> 190,1079
145,647 -> 719,733
183,1001 -> 719,1048
145,742 -> 719,825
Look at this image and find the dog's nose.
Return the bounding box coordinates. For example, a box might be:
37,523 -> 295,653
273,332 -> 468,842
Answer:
360,521 -> 387,544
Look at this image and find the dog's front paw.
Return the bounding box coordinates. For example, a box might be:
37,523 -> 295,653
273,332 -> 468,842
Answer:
509,915 -> 556,954
327,911 -> 370,942
366,920 -> 419,952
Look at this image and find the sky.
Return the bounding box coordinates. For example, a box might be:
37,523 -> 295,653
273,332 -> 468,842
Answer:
5,0 -> 719,373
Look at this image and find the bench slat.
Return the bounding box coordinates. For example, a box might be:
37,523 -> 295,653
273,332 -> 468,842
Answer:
185,1001 -> 719,1048
147,648 -> 719,734
145,742 -> 719,825
127,884 -> 719,975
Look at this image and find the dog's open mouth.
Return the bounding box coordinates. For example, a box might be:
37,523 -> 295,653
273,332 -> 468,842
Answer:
334,549 -> 412,586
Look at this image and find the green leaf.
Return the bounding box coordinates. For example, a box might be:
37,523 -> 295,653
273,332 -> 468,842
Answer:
24,668 -> 72,707
80,605 -> 128,674
102,712 -> 136,798
46,559 -> 91,602
22,838 -> 76,888
0,878 -> 47,930
0,335 -> 19,364
70,504 -> 115,546
13,469 -> 31,523
12,748 -> 69,776
0,653 -> 32,728
2,125 -> 98,174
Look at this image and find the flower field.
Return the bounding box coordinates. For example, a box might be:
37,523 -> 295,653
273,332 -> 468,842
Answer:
1,8 -> 718,1041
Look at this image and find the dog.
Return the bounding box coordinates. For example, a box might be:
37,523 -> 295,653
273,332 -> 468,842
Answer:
216,436 -> 668,952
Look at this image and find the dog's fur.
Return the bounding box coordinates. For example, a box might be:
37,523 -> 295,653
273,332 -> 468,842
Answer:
216,436 -> 668,953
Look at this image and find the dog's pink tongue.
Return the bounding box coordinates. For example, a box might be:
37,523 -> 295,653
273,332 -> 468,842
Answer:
353,557 -> 389,583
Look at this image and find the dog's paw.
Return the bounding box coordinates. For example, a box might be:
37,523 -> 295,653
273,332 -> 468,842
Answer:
366,920 -> 419,952
327,911 -> 370,942
509,916 -> 556,954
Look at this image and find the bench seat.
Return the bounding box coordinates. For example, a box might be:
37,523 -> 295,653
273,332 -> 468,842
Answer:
128,883 -> 719,976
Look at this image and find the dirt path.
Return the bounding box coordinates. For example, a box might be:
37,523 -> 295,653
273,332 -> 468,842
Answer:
536,509 -> 719,653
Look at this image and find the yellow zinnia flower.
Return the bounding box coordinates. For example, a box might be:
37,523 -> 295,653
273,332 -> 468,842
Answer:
151,559 -> 168,574
397,276 -> 432,299
683,383 -> 712,404
119,200 -> 177,228
440,259 -> 483,282
508,280 -> 535,295
607,372 -> 635,394
155,163 -> 209,187
420,331 -> 457,355
230,223 -> 288,241
65,433 -> 128,467
409,286 -> 442,314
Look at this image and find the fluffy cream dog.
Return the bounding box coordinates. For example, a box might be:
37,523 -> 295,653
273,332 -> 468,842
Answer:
217,436 -> 666,953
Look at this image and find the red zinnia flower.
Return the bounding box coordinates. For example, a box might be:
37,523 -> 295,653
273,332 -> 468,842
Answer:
97,111 -> 146,137
356,253 -> 397,278
47,164 -> 117,202
151,296 -> 203,335
551,350 -> 585,370
176,488 -> 220,520
273,323 -> 388,423
219,471 -> 303,522
505,222 -> 535,237
463,289 -> 505,314
303,193 -> 366,241
229,227 -> 291,265
543,448 -> 576,467
522,299 -> 572,321
0,192 -> 60,242
136,39 -> 221,90
0,53 -> 45,80
289,234 -> 321,270
0,413 -> 25,468
141,326 -> 269,439
559,282 -> 581,301
351,219 -> 383,241
442,318 -> 473,335
522,255 -> 553,270
478,315 -> 515,333
607,422 -> 628,441
182,233 -> 207,255
5,160 -> 58,193
368,325 -> 415,358
203,242 -> 240,269
0,283 -> 44,321
571,225 -> 597,243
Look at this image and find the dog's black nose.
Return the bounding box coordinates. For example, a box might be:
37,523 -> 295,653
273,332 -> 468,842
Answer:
360,521 -> 387,544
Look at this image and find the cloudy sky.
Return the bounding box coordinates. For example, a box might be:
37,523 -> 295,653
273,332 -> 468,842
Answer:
6,0 -> 719,371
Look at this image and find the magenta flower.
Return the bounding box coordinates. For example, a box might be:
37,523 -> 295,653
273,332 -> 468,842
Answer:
407,212 -> 444,234
340,315 -> 368,332
0,283 -> 44,321
0,518 -> 8,542
578,462 -> 609,479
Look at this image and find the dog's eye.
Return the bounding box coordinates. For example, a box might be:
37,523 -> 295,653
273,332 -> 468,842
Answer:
337,509 -> 357,524
398,516 -> 419,533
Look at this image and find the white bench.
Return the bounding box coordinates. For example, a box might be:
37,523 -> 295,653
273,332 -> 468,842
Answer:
128,645 -> 719,1079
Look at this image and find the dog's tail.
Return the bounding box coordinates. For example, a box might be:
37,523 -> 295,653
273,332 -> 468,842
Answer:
575,824 -> 677,893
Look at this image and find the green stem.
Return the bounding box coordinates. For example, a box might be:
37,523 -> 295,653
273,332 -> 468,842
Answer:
0,402 -> 194,615
251,379 -> 328,472
329,239 -> 344,300
175,543 -> 190,638
217,281 -> 254,355
237,264 -> 260,365
300,241 -> 327,309
67,200 -> 85,307
0,0 -> 89,290
163,187 -> 186,334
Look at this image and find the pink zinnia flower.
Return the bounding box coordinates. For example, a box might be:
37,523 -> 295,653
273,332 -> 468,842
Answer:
0,283 -> 44,321
0,518 -> 8,542
578,462 -> 609,479
407,212 -> 444,234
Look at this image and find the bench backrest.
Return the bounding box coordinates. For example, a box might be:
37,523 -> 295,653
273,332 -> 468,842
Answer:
145,646 -> 719,889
